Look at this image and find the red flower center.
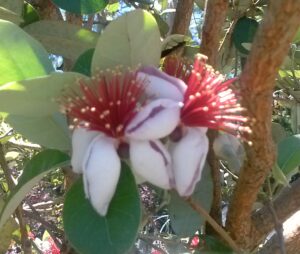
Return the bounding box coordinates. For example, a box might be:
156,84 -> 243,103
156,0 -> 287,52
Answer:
61,70 -> 145,138
164,54 -> 251,138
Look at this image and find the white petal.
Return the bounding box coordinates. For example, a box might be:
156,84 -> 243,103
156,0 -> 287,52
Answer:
71,128 -> 100,173
130,139 -> 173,189
125,99 -> 180,140
82,135 -> 121,216
171,127 -> 209,196
138,66 -> 186,101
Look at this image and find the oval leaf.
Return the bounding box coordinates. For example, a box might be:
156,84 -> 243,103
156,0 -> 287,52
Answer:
168,163 -> 213,236
6,112 -> 71,150
0,149 -> 70,229
72,48 -> 95,76
24,20 -> 98,61
51,0 -> 108,14
0,20 -> 53,85
277,134 -> 300,176
64,163 -> 141,254
232,17 -> 258,55
91,9 -> 161,73
0,72 -> 85,117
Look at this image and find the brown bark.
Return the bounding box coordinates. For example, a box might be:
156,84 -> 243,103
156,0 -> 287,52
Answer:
258,210 -> 300,254
226,1 -> 300,249
199,0 -> 229,66
198,0 -> 229,226
28,0 -> 62,20
252,178 -> 300,245
171,0 -> 195,35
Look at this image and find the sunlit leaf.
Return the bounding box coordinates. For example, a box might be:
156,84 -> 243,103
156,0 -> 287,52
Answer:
64,163 -> 140,254
20,2 -> 40,27
0,72 -> 85,116
0,150 -> 70,229
0,20 -> 53,85
91,9 -> 161,73
24,20 -> 98,61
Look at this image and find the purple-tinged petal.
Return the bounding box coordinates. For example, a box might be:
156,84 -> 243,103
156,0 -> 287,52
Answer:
170,127 -> 209,196
125,99 -> 180,140
82,135 -> 120,216
129,139 -> 174,189
138,66 -> 186,101
71,128 -> 101,174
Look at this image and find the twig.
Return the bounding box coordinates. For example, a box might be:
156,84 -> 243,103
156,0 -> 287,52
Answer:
0,143 -> 30,253
266,178 -> 286,254
138,236 -> 169,254
186,197 -> 241,253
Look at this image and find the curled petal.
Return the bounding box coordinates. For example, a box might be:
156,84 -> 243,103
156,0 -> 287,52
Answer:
71,128 -> 101,173
138,66 -> 186,101
82,135 -> 120,216
130,139 -> 173,189
125,99 -> 180,140
171,127 -> 209,196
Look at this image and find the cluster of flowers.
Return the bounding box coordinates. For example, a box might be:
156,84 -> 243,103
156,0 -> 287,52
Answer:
60,54 -> 251,216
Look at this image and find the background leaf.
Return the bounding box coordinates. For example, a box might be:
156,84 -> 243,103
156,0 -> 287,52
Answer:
91,9 -> 161,73
0,0 -> 23,16
72,48 -> 95,76
0,20 -> 53,85
0,7 -> 23,24
232,17 -> 259,55
24,20 -> 98,61
6,112 -> 71,150
64,163 -> 141,254
0,72 -> 85,116
0,149 -> 70,229
51,0 -> 108,14
20,2 -> 40,27
168,164 -> 213,236
277,134 -> 300,176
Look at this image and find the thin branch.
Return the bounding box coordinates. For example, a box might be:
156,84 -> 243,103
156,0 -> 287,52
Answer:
226,1 -> 300,249
0,143 -> 30,253
171,0 -> 195,35
186,197 -> 241,253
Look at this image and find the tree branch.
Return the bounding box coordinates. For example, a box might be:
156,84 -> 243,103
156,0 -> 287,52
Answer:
252,178 -> 300,245
199,0 -> 229,66
171,0 -> 195,35
226,0 -> 300,249
198,0 -> 229,226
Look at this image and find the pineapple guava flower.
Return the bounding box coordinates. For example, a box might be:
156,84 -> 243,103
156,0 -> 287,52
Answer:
61,69 -> 180,216
137,54 -> 251,196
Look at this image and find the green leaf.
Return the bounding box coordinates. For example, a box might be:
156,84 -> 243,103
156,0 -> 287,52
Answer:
272,163 -> 289,186
0,7 -> 23,24
293,27 -> 300,43
51,0 -> 108,14
168,164 -> 213,236
0,19 -> 53,85
20,2 -> 40,27
162,34 -> 186,51
6,112 -> 71,150
72,48 -> 95,76
24,20 -> 98,61
0,149 -> 70,229
64,163 -> 140,254
203,235 -> 233,253
0,72 -> 85,117
0,0 -> 23,16
105,2 -> 119,13
153,12 -> 169,37
277,135 -> 300,176
232,17 -> 259,55
91,9 -> 161,73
